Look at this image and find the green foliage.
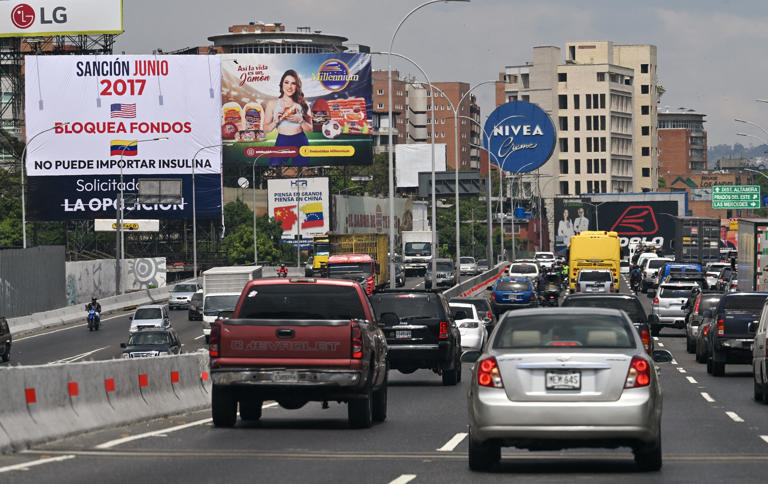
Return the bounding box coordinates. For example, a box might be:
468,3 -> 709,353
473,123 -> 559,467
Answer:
658,176 -> 666,188
328,152 -> 389,196
435,196 -> 490,260
221,200 -> 293,265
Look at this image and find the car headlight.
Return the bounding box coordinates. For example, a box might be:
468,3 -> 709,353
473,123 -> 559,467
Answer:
158,351 -> 170,356
122,353 -> 130,359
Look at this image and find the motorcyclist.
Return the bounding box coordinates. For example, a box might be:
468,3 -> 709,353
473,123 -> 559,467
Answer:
629,265 -> 643,291
85,297 -> 101,327
277,263 -> 288,277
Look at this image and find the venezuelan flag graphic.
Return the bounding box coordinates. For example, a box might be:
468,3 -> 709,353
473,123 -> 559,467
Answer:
301,202 -> 324,229
110,140 -> 138,156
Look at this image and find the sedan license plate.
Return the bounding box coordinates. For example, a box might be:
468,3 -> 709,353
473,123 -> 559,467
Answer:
271,371 -> 298,383
546,370 -> 581,390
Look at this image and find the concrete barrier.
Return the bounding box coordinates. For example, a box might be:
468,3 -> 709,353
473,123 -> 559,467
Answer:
0,352 -> 210,454
443,263 -> 509,300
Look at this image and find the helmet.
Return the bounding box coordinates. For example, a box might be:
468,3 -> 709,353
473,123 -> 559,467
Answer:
91,297 -> 97,303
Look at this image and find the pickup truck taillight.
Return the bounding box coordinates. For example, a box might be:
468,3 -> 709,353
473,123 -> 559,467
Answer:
694,296 -> 701,313
439,321 -> 449,339
209,321 -> 221,358
624,356 -> 651,388
717,318 -> 725,336
477,357 -> 504,388
351,321 -> 363,359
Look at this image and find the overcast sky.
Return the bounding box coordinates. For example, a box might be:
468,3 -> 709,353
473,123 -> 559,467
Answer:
114,0 -> 768,148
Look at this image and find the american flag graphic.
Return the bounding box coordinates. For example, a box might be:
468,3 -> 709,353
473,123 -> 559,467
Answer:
110,103 -> 136,118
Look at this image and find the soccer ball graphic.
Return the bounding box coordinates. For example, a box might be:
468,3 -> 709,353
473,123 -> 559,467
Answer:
322,120 -> 342,139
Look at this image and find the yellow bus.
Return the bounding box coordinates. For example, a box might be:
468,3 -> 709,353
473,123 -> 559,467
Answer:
567,231 -> 621,291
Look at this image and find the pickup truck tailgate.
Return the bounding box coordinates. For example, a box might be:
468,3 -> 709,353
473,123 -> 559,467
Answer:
219,319 -> 352,359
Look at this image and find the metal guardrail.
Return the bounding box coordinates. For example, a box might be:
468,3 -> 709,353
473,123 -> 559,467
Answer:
442,262 -> 509,300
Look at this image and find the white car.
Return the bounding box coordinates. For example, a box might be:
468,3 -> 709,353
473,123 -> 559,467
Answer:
129,304 -> 170,333
534,252 -> 556,269
507,262 -> 539,282
576,269 -> 614,293
168,282 -> 201,310
460,257 -> 479,276
449,302 -> 486,351
641,258 -> 674,292
705,262 -> 730,289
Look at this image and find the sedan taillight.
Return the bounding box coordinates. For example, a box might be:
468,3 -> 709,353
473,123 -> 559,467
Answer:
477,357 -> 504,388
624,356 -> 651,388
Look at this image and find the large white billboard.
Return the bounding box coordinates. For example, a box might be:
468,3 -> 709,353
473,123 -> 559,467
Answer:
0,1 -> 122,37
395,143 -> 447,188
268,177 -> 329,246
24,55 -> 222,176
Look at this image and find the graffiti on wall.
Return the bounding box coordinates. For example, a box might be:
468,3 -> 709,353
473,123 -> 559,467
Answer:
65,258 -> 166,305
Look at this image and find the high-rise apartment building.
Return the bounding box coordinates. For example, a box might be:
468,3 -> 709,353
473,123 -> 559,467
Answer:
658,107 -> 707,174
372,70 -> 407,152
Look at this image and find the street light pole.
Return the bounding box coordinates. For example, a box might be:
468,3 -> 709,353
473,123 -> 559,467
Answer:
191,143 -> 224,278
387,0 -> 470,289
20,123 -> 68,248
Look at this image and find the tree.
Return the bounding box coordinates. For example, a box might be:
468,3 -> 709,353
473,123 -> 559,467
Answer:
221,200 -> 293,264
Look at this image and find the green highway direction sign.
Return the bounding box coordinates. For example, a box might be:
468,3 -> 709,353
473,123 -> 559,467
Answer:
712,185 -> 761,209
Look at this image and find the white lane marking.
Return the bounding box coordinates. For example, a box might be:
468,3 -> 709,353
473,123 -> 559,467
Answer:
657,342 -> 665,347
677,367 -> 687,374
726,411 -> 744,423
686,376 -> 698,384
761,435 -> 768,444
262,402 -> 279,409
437,432 -> 468,452
671,359 -> 678,365
701,392 -> 715,403
96,418 -> 212,449
653,336 -> 659,341
389,475 -> 417,484
194,334 -> 205,341
48,346 -> 110,365
15,313 -> 128,342
0,455 -> 76,473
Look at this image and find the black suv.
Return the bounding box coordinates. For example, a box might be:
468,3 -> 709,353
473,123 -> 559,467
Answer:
707,292 -> 768,376
0,316 -> 11,362
369,289 -> 462,385
120,327 -> 182,358
560,293 -> 655,353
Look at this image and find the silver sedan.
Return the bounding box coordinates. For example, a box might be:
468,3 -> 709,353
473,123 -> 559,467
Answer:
463,307 -> 672,472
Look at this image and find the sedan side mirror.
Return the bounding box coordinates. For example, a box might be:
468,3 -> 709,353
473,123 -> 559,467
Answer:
120,343 -> 127,348
461,350 -> 481,363
652,349 -> 674,363
749,321 -> 759,333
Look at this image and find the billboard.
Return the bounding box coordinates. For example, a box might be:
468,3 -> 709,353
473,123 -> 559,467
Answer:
0,1 -> 122,37
483,101 -> 556,173
332,195 -> 414,234
24,55 -> 223,220
395,143 -> 447,188
221,53 -> 372,167
268,177 -> 329,247
554,198 -> 680,253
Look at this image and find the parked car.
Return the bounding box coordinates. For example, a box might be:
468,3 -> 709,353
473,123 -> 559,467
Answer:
120,327 -> 182,358
707,292 -> 768,376
449,302 -> 486,351
129,304 -> 170,333
641,258 -> 674,292
0,316 -> 11,362
685,292 -> 722,354
460,257 -> 479,276
476,259 -> 490,273
649,283 -> 698,335
561,293 -> 655,353
533,251 -> 556,269
369,289 -> 462,385
188,290 -> 203,321
168,282 -> 201,310
462,307 -> 672,471
424,258 -> 457,289
449,296 -> 496,333
507,262 -> 539,282
575,269 -> 614,293
488,277 -> 537,315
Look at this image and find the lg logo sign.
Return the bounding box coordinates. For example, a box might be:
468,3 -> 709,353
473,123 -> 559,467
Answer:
11,3 -> 67,29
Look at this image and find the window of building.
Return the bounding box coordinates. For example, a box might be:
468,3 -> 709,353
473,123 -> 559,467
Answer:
559,159 -> 568,174
575,181 -> 581,194
593,159 -> 600,173
642,167 -> 650,177
574,138 -> 581,152
641,126 -> 650,136
559,138 -> 568,152
586,116 -> 592,131
573,94 -> 580,109
641,84 -> 649,94
558,95 -> 568,109
586,137 -> 592,152
587,158 -> 593,174
600,116 -> 606,130
574,116 -> 581,131
600,94 -> 606,109
377,103 -> 384,109
601,180 -> 607,192
558,72 -> 567,82
377,89 -> 384,95
574,159 -> 581,174
641,64 -> 649,73
641,105 -> 650,115
593,94 -> 599,108
600,137 -> 606,151
560,181 -> 569,195
559,116 -> 568,131
587,181 -> 593,192
601,158 -> 606,173
585,95 -> 591,109
642,146 -> 650,156
597,72 -> 606,82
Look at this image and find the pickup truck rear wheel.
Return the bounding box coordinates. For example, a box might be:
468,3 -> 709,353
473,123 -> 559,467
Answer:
372,373 -> 388,423
239,398 -> 263,421
211,385 -> 237,427
348,386 -> 373,428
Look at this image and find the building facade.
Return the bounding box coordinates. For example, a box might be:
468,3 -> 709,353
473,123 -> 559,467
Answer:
658,107 -> 707,174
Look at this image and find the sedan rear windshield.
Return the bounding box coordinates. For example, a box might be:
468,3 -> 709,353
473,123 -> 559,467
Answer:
659,287 -> 695,298
460,257 -> 475,264
370,293 -> 443,321
494,313 -> 634,349
496,281 -> 530,292
723,295 -> 768,311
510,264 -> 537,274
535,253 -> 554,260
238,284 -> 366,320
173,284 -> 198,292
578,271 -> 612,282
647,259 -> 669,269
561,297 -> 643,323
134,308 -> 162,319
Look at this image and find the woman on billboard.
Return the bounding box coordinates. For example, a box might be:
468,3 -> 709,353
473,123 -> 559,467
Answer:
263,69 -> 313,166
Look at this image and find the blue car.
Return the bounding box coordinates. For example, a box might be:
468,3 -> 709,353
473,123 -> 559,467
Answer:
488,277 -> 538,316
659,263 -> 702,283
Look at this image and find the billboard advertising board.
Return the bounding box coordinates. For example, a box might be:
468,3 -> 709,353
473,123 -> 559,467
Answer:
268,177 -> 329,247
332,195 -> 414,235
221,53 -> 372,168
554,198 -> 680,253
395,143 -> 446,188
0,0 -> 122,37
483,101 -> 556,174
24,55 -> 223,221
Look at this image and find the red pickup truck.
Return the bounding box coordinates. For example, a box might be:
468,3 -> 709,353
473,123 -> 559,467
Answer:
208,277 -> 388,428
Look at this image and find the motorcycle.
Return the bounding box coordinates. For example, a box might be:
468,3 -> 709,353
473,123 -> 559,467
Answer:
630,276 -> 641,293
539,283 -> 561,307
277,266 -> 288,278
87,308 -> 100,331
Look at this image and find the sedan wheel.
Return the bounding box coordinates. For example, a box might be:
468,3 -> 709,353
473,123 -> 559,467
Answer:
468,431 -> 500,471
634,438 -> 662,471
0,342 -> 9,362
754,380 -> 764,403
685,336 -> 695,354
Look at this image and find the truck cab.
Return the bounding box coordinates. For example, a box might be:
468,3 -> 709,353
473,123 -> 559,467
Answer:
327,254 -> 379,296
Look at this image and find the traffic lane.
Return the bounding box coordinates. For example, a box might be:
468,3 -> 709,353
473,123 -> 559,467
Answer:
8,306 -> 206,365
